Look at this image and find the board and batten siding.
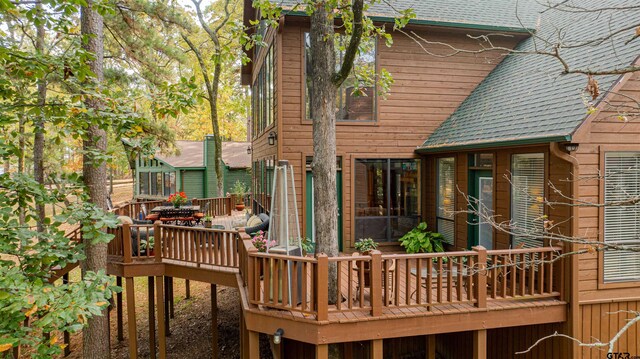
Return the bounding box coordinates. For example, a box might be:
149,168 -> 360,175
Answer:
181,170 -> 204,199
277,23 -> 522,249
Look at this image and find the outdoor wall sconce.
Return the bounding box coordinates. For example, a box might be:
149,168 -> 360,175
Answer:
564,143 -> 579,152
273,328 -> 284,345
268,131 -> 277,146
246,145 -> 252,155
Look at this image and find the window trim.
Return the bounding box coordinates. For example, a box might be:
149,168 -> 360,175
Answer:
598,146 -> 640,289
301,31 -> 380,125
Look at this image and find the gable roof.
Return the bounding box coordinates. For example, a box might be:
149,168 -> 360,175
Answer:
222,142 -> 251,169
277,0 -> 540,33
156,141 -> 204,168
419,0 -> 640,152
155,141 -> 251,169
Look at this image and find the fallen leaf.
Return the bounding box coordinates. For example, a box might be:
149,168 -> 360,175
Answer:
25,305 -> 37,318
0,343 -> 12,352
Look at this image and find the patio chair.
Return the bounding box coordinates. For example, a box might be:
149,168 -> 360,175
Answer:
142,204 -> 160,221
176,208 -> 195,226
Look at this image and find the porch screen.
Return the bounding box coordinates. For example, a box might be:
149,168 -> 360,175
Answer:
510,153 -> 545,248
436,157 -> 455,245
604,152 -> 640,282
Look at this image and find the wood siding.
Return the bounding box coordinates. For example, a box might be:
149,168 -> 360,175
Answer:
274,23 -> 521,249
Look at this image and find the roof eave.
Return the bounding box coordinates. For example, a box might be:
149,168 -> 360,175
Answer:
282,10 -> 536,34
415,135 -> 572,154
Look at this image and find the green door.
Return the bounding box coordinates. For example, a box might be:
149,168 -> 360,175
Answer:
306,171 -> 343,251
468,169 -> 493,249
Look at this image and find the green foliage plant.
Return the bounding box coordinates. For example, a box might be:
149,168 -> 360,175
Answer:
232,180 -> 248,198
301,237 -> 315,256
354,237 -> 378,254
399,222 -> 445,254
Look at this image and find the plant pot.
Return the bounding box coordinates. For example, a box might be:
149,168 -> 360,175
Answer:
149,249 -> 155,256
235,203 -> 245,211
204,221 -> 212,228
173,203 -> 180,209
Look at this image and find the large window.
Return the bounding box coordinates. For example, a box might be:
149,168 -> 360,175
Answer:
603,152 -> 640,282
511,153 -> 545,248
138,171 -> 176,197
252,45 -> 275,138
354,159 -> 420,242
139,172 -> 150,195
305,33 -> 376,121
436,157 -> 455,245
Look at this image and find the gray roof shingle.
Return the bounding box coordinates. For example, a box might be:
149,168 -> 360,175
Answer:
419,0 -> 640,151
277,0 -> 540,32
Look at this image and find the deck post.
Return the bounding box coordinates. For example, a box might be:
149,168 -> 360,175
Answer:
155,276 -> 167,359
169,277 -> 175,319
154,221 -> 162,263
473,329 -> 487,359
315,344 -> 328,359
370,339 -> 383,359
370,251 -> 382,317
125,277 -> 138,359
185,279 -> 191,299
315,254 -> 329,321
211,284 -> 218,359
425,335 -> 435,359
248,331 -> 259,359
148,277 -> 156,359
472,246 -> 487,308
163,276 -> 170,336
116,276 -> 124,341
123,223 -> 132,263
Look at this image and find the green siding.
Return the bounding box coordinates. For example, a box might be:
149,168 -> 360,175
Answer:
181,170 -> 205,199
223,167 -> 251,194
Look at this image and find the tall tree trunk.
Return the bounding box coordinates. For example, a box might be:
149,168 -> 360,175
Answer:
33,1 -> 46,232
210,59 -> 224,196
81,1 -> 110,357
310,3 -> 339,304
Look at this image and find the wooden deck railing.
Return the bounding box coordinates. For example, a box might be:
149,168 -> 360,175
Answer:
241,245 -> 564,321
155,224 -> 239,268
192,197 -> 232,217
113,200 -> 164,218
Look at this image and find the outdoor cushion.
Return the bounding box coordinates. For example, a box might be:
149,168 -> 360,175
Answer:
145,213 -> 160,221
194,212 -> 205,219
246,215 -> 262,228
117,216 -> 134,225
245,213 -> 270,235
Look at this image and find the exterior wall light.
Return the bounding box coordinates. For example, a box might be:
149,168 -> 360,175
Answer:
247,146 -> 252,155
268,131 -> 277,146
564,143 -> 579,152
273,328 -> 284,344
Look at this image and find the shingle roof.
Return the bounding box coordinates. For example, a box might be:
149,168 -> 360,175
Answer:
222,142 -> 251,169
419,0 -> 640,152
278,0 -> 540,32
156,141 -> 204,168
155,141 -> 251,169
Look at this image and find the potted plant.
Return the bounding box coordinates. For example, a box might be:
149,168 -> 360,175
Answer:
251,231 -> 276,252
203,215 -> 213,228
231,180 -> 248,211
399,222 -> 445,254
301,237 -> 315,257
168,192 -> 187,208
354,237 -> 378,255
140,236 -> 155,256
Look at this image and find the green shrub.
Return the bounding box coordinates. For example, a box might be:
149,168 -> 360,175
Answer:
399,222 -> 445,254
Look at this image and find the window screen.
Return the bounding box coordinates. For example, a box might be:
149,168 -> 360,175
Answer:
511,153 -> 545,248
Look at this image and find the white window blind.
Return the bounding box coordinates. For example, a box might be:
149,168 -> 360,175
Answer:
511,153 -> 545,249
604,152 -> 640,282
436,157 -> 455,245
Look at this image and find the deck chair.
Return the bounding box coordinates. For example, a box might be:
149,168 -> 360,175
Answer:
351,252 -> 395,304
194,202 -> 210,225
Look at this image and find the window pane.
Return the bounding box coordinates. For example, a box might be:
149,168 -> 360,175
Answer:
354,159 -> 387,218
604,152 -> 640,282
511,153 -> 545,249
437,157 -> 455,245
305,33 -> 376,121
150,172 -> 159,196
139,172 -> 149,195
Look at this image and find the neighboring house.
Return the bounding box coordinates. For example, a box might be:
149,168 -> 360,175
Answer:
244,0 -> 640,357
134,136 -> 251,199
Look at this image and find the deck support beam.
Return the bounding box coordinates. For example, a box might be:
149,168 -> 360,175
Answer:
163,276 -> 171,336
148,277 -> 156,359
211,284 -> 218,359
370,339 -> 383,359
315,344 -> 328,359
248,331 -> 259,359
126,277 -> 138,359
116,276 -> 124,341
186,279 -> 191,299
473,330 -> 487,359
155,276 -> 167,359
169,277 -> 175,318
426,335 -> 435,359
